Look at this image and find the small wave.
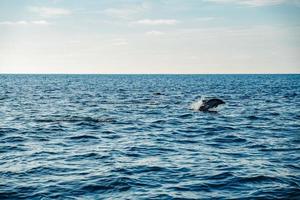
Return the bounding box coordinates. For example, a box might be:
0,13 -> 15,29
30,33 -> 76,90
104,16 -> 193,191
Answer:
247,144 -> 268,149
31,151 -> 59,157
169,183 -> 210,192
234,175 -> 285,184
26,165 -> 76,175
68,135 -> 99,140
0,96 -> 7,101
66,153 -> 109,161
0,128 -> 19,134
247,116 -> 270,121
247,115 -> 259,120
113,166 -> 169,175
206,172 -> 235,180
174,139 -> 199,144
0,186 -> 36,199
260,147 -> 300,152
35,116 -> 115,124
251,187 -> 300,199
79,177 -> 132,192
2,136 -> 27,143
201,175 -> 288,190
178,113 -> 193,119
221,152 -> 249,158
125,146 -> 177,157
213,135 -> 247,143
284,92 -> 297,98
286,164 -> 300,170
151,119 -> 166,124
270,112 -> 280,116
0,191 -> 19,199
0,145 -> 27,153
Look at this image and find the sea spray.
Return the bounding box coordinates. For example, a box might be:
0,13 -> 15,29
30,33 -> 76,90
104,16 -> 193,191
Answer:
190,97 -> 205,111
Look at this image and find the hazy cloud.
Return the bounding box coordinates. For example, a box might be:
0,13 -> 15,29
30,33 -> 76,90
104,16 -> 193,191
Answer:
136,19 -> 179,25
196,17 -> 216,21
103,3 -> 149,19
29,6 -> 71,17
0,20 -> 50,25
31,20 -> 51,25
1,0 -> 298,73
204,0 -> 287,6
111,38 -> 128,46
146,30 -> 165,36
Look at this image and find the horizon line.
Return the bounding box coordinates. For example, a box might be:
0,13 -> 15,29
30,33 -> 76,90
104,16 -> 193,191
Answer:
1,73 -> 299,75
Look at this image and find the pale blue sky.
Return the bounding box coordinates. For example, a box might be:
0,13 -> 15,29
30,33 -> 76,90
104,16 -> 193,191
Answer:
0,0 -> 299,73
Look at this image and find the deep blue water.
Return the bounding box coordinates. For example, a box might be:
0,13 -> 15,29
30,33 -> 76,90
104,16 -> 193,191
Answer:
0,74 -> 299,199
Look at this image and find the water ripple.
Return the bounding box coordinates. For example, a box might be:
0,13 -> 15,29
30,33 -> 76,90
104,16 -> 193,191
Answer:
0,74 -> 299,199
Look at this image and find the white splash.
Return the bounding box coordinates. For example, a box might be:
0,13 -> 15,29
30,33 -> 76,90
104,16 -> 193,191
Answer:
190,97 -> 205,111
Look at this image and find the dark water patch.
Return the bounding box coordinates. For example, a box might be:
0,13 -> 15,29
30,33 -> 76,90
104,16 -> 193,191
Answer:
169,183 -> 210,192
112,165 -> 169,175
286,164 -> 300,170
0,96 -> 7,101
205,172 -> 235,180
153,92 -> 163,96
0,145 -> 28,153
0,128 -> 19,135
102,134 -> 122,140
172,130 -> 203,138
174,138 -> 199,144
30,151 -> 60,157
125,146 -> 178,157
0,191 -> 20,200
100,130 -> 122,139
0,186 -> 37,199
79,177 -> 133,193
233,175 -> 286,185
2,136 -> 27,143
251,187 -> 300,200
259,148 -> 300,152
247,115 -> 270,121
151,119 -> 167,124
270,112 -> 280,116
146,193 -> 188,200
66,152 -> 109,161
220,152 -> 249,158
178,113 -> 193,119
247,144 -> 268,149
25,166 -> 78,176
284,92 -> 297,98
220,126 -> 237,131
68,135 -> 99,140
34,119 -> 58,123
35,116 -> 115,124
202,127 -> 227,134
291,139 -> 300,144
30,136 -> 50,142
213,135 -> 247,143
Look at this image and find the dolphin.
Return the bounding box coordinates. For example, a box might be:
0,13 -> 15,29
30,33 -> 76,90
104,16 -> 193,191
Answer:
199,98 -> 225,112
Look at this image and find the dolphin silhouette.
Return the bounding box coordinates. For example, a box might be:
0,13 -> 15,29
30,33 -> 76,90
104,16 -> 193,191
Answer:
199,98 -> 225,112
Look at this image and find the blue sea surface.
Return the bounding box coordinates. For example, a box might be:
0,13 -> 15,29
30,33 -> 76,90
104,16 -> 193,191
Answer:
0,74 -> 299,199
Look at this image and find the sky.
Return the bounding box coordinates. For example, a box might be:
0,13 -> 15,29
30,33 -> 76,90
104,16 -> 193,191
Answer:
0,0 -> 299,74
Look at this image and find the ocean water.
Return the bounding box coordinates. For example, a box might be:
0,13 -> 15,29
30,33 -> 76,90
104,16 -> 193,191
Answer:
0,74 -> 299,199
